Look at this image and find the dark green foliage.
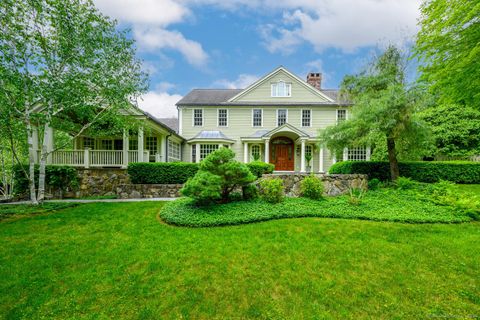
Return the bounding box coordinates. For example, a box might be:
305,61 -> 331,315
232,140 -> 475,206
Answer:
329,161 -> 480,184
368,178 -> 380,190
395,177 -> 416,190
300,175 -> 324,200
13,165 -> 78,196
246,161 -> 275,179
181,148 -> 256,204
127,162 -> 198,184
242,184 -> 258,201
259,178 -> 285,203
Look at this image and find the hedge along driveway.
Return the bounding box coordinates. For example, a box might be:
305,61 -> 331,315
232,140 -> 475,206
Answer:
329,161 -> 480,183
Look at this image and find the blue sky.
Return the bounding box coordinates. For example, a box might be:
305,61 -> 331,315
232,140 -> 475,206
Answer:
94,0 -> 421,117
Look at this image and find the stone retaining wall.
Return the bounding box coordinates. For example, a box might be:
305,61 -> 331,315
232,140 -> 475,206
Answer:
115,184 -> 182,199
260,173 -> 368,196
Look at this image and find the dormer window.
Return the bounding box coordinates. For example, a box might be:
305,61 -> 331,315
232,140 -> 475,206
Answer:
271,81 -> 291,97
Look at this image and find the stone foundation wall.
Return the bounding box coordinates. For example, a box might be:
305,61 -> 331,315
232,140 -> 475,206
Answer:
260,173 -> 368,196
115,184 -> 182,199
74,168 -> 130,198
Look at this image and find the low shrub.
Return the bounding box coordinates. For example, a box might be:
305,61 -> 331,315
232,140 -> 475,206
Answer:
242,184 -> 258,200
395,177 -> 416,190
13,164 -> 79,196
348,187 -> 366,206
329,161 -> 480,183
300,175 -> 324,200
180,171 -> 222,205
247,161 -> 275,179
259,178 -> 285,203
368,178 -> 380,190
128,162 -> 198,184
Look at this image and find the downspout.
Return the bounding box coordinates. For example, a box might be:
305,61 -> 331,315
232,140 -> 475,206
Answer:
165,133 -> 172,162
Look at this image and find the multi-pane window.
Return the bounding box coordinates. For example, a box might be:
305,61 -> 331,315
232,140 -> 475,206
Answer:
200,144 -> 218,160
83,137 -> 95,149
347,147 -> 367,161
193,109 -> 203,126
337,109 -> 347,123
168,140 -> 180,161
277,109 -> 287,126
218,109 -> 228,127
146,137 -> 158,152
191,145 -> 196,162
251,145 -> 260,161
302,110 -> 311,127
129,139 -> 138,151
252,109 -> 262,127
271,81 -> 291,97
305,145 -> 312,158
100,139 -> 113,150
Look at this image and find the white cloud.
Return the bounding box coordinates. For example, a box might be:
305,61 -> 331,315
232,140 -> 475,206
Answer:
134,27 -> 208,67
213,74 -> 259,89
138,91 -> 182,118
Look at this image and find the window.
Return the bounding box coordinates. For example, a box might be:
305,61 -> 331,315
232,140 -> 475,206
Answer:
277,109 -> 287,126
271,81 -> 291,97
146,137 -> 158,152
200,144 -> 218,160
100,139 -> 113,150
302,110 -> 311,127
83,137 -> 94,149
337,109 -> 347,123
252,109 -> 262,127
193,109 -> 203,126
251,145 -> 260,161
347,147 -> 367,161
129,139 -> 138,151
218,109 -> 228,127
168,140 -> 180,161
305,145 -> 312,159
191,145 -> 196,162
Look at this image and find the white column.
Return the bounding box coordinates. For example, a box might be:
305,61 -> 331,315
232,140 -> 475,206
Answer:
343,148 -> 348,161
264,139 -> 270,163
160,135 -> 166,162
319,147 -> 324,173
84,148 -> 90,168
195,143 -> 200,163
122,129 -> 129,168
366,146 -> 371,161
300,139 -> 306,173
243,142 -> 248,163
138,126 -> 144,162
32,126 -> 39,163
45,125 -> 54,164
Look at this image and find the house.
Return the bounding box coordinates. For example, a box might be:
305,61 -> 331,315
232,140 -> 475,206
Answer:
177,66 -> 369,172
42,66 -> 369,172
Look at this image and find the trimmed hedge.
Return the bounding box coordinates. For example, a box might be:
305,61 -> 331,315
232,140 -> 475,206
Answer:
246,161 -> 275,178
329,161 -> 480,184
13,165 -> 79,196
128,162 -> 199,184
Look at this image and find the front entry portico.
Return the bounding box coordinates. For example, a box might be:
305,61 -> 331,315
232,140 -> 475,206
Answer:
270,137 -> 294,171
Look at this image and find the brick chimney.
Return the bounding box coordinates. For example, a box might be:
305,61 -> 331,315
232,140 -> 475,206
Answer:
306,72 -> 322,90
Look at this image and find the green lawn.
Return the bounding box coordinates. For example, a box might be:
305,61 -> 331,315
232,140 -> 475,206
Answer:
1,202 -> 479,319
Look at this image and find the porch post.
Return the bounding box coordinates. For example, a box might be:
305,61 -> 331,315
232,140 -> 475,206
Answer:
195,143 -> 200,163
32,126 -> 39,163
319,147 -> 324,173
122,129 -> 129,168
366,146 -> 371,160
84,148 -> 90,169
264,139 -> 270,163
160,135 -> 166,162
343,148 -> 348,161
243,142 -> 248,163
138,126 -> 144,162
300,139 -> 306,173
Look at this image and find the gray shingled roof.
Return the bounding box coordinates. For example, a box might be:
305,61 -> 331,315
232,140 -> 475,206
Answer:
248,130 -> 270,138
177,88 -> 348,106
157,118 -> 178,133
190,130 -> 234,141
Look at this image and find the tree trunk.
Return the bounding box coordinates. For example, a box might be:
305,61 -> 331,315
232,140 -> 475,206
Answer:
37,123 -> 50,202
386,137 -> 400,181
26,120 -> 38,204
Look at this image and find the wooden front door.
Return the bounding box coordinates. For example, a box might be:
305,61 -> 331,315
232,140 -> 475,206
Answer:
270,137 -> 294,171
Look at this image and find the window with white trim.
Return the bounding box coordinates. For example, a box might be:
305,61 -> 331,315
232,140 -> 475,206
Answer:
146,137 -> 157,152
191,145 -> 196,162
252,109 -> 262,127
193,109 -> 203,126
337,109 -> 347,123
271,81 -> 291,97
83,137 -> 94,149
277,109 -> 287,126
302,110 -> 311,127
251,145 -> 261,161
305,145 -> 312,159
200,144 -> 219,160
218,109 -> 228,127
129,139 -> 138,151
100,139 -> 113,150
168,140 -> 180,161
347,147 -> 367,161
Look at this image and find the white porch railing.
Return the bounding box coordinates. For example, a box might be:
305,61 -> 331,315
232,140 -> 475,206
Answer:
44,149 -> 153,168
90,150 -> 123,167
50,150 -> 85,166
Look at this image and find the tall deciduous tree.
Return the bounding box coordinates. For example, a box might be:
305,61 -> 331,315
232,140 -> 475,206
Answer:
0,0 -> 147,203
415,0 -> 480,109
320,46 -> 430,181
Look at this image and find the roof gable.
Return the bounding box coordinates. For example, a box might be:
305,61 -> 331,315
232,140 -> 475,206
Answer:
228,67 -> 333,103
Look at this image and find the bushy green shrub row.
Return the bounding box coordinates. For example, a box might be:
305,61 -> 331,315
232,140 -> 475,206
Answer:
246,161 -> 274,178
128,162 -> 199,184
13,165 -> 79,196
329,161 -> 480,183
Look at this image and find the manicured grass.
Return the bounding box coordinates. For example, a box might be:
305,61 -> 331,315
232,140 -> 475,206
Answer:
161,188 -> 473,227
0,202 -> 77,221
0,202 -> 479,319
